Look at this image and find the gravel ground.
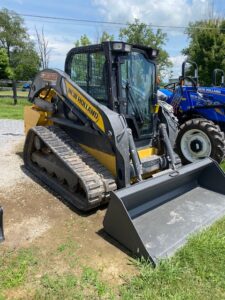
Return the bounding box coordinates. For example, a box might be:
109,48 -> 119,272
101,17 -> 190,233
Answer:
0,120 -> 26,189
0,119 -> 24,152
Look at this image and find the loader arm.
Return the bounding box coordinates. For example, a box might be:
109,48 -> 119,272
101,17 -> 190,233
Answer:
28,69 -> 133,188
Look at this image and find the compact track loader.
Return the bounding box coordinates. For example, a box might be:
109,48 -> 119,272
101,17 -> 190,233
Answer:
23,42 -> 225,265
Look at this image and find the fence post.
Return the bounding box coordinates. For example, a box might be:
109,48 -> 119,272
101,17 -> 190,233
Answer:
12,80 -> 17,105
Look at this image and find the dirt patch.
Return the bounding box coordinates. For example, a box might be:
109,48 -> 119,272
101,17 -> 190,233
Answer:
0,124 -> 136,287
4,215 -> 51,248
1,180 -> 135,284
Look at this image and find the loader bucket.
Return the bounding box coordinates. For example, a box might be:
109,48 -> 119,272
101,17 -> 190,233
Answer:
0,207 -> 4,242
103,158 -> 225,265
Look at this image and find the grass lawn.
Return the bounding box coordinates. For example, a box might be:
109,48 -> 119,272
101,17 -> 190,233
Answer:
0,98 -> 29,119
0,90 -> 29,97
220,160 -> 225,171
0,217 -> 224,299
120,218 -> 225,300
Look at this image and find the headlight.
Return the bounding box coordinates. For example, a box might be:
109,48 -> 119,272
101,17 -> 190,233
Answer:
113,43 -> 123,50
112,42 -> 132,52
124,44 -> 132,52
151,49 -> 158,58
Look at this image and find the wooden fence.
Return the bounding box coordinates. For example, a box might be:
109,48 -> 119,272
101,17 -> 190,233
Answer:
0,80 -> 31,104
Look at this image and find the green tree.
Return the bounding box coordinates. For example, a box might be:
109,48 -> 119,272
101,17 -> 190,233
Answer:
75,32 -> 114,46
0,8 -> 28,60
119,19 -> 172,73
75,34 -> 91,47
99,31 -> 114,42
11,42 -> 40,80
0,48 -> 12,79
0,8 -> 40,79
183,19 -> 225,85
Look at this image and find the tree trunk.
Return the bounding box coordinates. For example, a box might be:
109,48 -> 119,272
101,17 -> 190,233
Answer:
12,80 -> 17,105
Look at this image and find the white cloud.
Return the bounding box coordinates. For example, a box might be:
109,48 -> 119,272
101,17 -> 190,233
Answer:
169,54 -> 186,78
30,33 -> 74,69
47,37 -> 74,69
92,0 -> 210,27
170,54 -> 186,68
92,0 -> 212,82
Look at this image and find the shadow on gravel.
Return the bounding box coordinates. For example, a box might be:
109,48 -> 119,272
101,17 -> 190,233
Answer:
2,133 -> 24,136
16,151 -> 23,159
97,228 -> 132,258
19,164 -> 106,218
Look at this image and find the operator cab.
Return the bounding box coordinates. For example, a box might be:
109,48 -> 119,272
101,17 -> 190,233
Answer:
65,41 -> 159,141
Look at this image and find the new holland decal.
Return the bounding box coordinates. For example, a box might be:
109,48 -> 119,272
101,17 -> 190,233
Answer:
65,80 -> 105,132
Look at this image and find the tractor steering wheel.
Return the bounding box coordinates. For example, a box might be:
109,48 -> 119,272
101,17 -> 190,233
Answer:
164,81 -> 179,93
181,76 -> 198,91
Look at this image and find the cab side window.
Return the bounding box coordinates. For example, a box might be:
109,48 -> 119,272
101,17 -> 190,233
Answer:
70,52 -> 107,104
71,53 -> 88,92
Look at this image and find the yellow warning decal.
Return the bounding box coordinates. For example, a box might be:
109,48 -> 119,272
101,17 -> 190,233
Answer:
65,80 -> 105,132
138,147 -> 157,159
215,108 -> 224,115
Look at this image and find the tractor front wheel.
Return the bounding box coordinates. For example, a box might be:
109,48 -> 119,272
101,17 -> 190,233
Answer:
176,118 -> 225,164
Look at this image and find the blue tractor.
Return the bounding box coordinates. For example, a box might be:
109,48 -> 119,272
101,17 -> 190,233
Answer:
160,61 -> 225,164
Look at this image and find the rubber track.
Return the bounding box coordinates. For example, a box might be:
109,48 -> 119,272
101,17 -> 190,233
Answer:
24,126 -> 117,211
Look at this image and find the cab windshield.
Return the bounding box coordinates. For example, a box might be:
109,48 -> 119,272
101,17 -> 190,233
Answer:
120,51 -> 156,137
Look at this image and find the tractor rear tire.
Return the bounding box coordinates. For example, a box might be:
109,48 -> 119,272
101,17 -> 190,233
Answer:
176,118 -> 225,164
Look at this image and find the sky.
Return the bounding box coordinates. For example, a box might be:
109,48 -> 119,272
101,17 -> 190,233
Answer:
1,0 -> 225,79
